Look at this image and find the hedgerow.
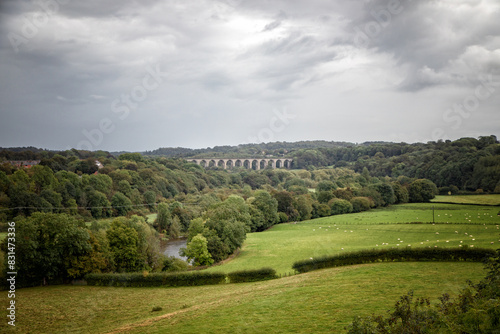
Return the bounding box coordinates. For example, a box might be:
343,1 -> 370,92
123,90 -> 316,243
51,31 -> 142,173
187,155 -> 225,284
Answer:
85,268 -> 279,287
227,268 -> 277,283
85,271 -> 226,287
292,247 -> 496,273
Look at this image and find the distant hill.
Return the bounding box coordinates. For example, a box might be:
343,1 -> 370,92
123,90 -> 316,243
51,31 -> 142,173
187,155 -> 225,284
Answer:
143,140 -> 357,158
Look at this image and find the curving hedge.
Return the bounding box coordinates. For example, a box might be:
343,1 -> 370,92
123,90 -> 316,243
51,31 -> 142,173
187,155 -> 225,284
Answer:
85,267 -> 280,287
227,268 -> 277,283
292,247 -> 496,273
85,271 -> 226,287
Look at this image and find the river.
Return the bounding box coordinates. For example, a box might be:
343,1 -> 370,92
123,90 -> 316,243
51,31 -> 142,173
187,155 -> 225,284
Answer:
160,238 -> 188,261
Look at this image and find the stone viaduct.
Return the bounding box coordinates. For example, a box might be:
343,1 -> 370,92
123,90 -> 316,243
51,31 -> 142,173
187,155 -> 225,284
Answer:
189,158 -> 293,170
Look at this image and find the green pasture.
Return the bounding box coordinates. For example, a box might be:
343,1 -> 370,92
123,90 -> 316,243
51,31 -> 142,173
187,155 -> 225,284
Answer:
3,201 -> 500,333
146,213 -> 157,224
432,194 -> 500,205
3,262 -> 486,334
207,203 -> 500,275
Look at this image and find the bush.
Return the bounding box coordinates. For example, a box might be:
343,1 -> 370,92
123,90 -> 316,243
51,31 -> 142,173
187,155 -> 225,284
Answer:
409,179 -> 438,203
329,198 -> 353,215
278,212 -> 289,223
227,268 -> 277,283
162,256 -> 189,272
350,197 -> 372,213
292,248 -> 496,273
85,271 -> 226,287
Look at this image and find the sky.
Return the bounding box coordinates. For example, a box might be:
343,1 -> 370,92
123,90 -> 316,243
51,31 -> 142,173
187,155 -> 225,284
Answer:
0,0 -> 499,152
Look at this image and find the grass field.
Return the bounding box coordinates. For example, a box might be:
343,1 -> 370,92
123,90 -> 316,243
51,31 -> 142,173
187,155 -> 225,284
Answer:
207,203 -> 500,275
3,201 -> 499,333
146,213 -> 157,224
432,194 -> 500,205
2,262 -> 486,334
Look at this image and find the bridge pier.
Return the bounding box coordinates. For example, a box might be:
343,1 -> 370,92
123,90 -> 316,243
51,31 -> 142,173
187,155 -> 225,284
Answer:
189,158 -> 292,170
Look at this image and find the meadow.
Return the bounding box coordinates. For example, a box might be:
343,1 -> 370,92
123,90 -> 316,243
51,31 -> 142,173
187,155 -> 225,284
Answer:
2,201 -> 499,333
432,194 -> 500,205
2,262 -> 487,334
207,203 -> 500,275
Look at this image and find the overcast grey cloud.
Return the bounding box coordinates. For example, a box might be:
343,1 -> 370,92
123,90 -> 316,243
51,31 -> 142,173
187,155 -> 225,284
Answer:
0,0 -> 499,151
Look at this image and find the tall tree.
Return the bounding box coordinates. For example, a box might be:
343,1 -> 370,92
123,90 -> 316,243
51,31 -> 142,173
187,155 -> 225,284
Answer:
106,219 -> 141,272
3,213 -> 91,286
248,190 -> 279,232
181,234 -> 213,266
409,179 -> 438,203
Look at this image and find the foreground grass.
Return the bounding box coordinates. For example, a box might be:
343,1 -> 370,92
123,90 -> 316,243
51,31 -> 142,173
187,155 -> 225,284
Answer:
432,194 -> 500,205
3,262 -> 486,334
207,203 -> 500,275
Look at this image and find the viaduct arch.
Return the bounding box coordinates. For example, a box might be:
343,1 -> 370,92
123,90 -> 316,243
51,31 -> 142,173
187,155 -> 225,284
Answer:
189,158 -> 293,170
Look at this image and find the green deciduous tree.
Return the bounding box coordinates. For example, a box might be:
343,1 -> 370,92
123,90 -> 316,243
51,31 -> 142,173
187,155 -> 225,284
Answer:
329,198 -> 353,215
118,153 -> 144,163
317,190 -> 334,204
106,219 -> 141,272
155,202 -> 172,233
187,218 -> 206,241
350,197 -> 373,213
392,182 -> 409,204
143,190 -> 156,210
88,174 -> 113,197
371,183 -> 395,206
111,191 -> 133,216
316,180 -> 337,192
203,196 -> 249,260
294,194 -> 313,221
169,216 -> 181,239
248,190 -> 279,232
2,213 -> 91,286
409,179 -> 438,203
29,165 -> 56,194
86,189 -> 111,219
181,234 -> 213,266
272,190 -> 299,221
67,230 -> 114,278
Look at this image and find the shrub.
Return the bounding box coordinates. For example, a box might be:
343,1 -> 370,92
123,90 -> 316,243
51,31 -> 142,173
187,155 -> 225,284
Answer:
316,191 -> 334,204
329,198 -> 353,215
228,268 -> 277,283
409,179 -> 438,203
162,256 -> 189,272
278,212 -> 289,223
350,197 -> 372,213
85,271 -> 226,287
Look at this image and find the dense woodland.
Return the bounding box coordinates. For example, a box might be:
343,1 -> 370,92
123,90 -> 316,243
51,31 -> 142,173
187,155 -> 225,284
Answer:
1,135 -> 499,287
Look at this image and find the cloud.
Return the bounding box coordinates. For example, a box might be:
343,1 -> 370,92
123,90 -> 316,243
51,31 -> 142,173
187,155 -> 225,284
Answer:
347,0 -> 500,91
0,0 -> 499,151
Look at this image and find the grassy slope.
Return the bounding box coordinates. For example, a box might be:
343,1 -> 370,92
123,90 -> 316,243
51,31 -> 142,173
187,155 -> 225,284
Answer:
3,262 -> 485,334
432,194 -> 500,205
207,203 -> 500,275
3,201 -> 499,333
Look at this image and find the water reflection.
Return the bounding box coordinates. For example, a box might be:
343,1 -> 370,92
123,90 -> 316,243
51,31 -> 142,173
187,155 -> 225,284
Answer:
160,238 -> 188,261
